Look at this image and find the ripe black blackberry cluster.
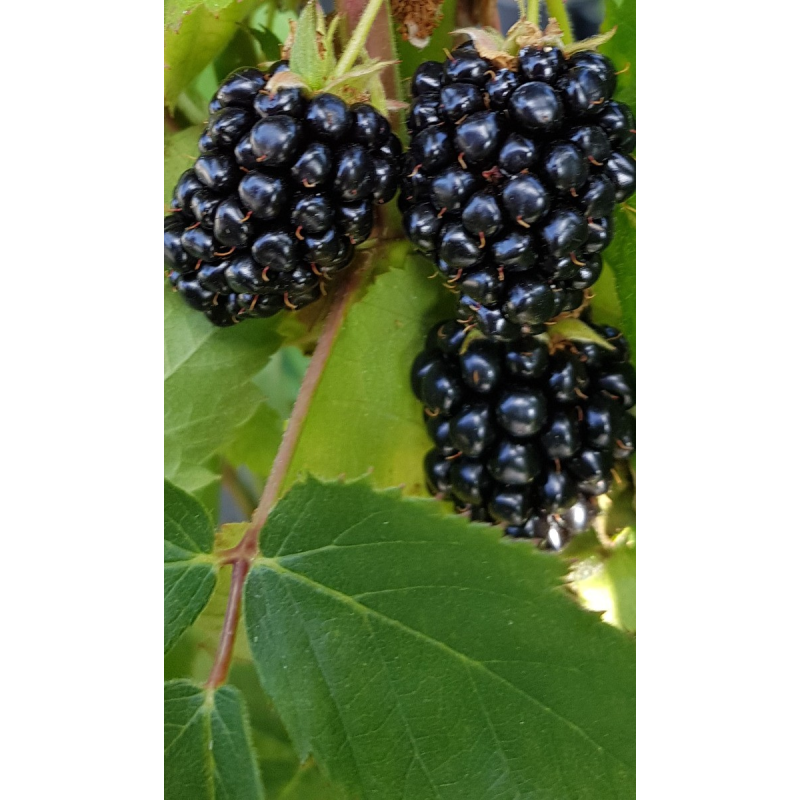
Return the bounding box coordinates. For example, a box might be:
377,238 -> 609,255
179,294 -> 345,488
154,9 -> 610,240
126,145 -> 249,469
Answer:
165,62 -> 401,326
412,318 -> 635,550
401,42 -> 636,341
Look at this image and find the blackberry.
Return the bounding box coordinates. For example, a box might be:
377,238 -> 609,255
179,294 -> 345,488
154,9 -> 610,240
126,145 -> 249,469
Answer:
412,318 -> 635,550
401,42 -> 636,338
166,69 -> 399,326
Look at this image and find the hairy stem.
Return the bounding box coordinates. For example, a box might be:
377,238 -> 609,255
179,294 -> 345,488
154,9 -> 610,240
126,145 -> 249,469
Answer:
544,0 -> 573,43
333,0 -> 388,78
206,558 -> 248,689
204,259 -> 371,688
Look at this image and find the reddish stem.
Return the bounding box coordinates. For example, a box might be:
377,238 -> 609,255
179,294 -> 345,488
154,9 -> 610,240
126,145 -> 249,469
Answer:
204,259 -> 370,688
206,558 -> 248,689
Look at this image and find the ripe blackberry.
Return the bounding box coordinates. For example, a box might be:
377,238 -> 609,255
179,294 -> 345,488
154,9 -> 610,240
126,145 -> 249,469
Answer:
402,42 -> 636,339
166,66 -> 399,326
412,318 -> 635,549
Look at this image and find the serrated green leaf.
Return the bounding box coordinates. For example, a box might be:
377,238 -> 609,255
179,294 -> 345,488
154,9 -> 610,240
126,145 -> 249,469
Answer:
289,3 -> 334,92
226,663 -> 346,798
164,680 -> 264,800
164,286 -> 283,493
164,0 -> 264,110
244,478 -> 635,799
396,0 -> 456,98
165,481 -> 218,653
549,317 -> 615,349
285,245 -> 456,494
601,0 -> 635,113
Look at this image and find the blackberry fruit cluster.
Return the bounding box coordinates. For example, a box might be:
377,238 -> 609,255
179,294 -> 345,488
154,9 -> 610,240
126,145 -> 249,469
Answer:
401,42 -> 636,341
165,63 -> 401,326
412,317 -> 635,550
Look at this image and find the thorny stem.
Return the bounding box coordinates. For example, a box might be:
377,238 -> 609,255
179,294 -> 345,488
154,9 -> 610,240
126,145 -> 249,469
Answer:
544,0 -> 574,44
333,0 -> 388,78
205,258 -> 371,689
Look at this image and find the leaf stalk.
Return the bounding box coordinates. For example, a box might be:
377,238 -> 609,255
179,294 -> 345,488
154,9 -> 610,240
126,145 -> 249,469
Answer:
205,257 -> 372,688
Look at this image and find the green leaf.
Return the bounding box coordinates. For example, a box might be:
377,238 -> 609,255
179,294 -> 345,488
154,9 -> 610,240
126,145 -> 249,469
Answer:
601,0 -> 636,113
224,402 -> 283,479
164,0 -> 264,110
396,0 -> 457,99
289,2 -> 334,92
164,285 -> 283,494
164,680 -> 264,800
165,481 -> 218,653
286,245 -> 455,494
226,663 -> 346,798
571,539 -> 636,633
164,125 -> 204,207
549,317 -> 615,349
244,478 -> 635,799
602,203 -> 636,362
600,0 -> 635,361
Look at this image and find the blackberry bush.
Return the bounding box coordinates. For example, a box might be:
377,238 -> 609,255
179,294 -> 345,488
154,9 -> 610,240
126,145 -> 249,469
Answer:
166,60 -> 400,327
401,27 -> 635,341
412,317 -> 635,550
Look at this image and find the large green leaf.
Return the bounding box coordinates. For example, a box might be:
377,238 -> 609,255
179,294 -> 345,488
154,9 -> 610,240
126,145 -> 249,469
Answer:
165,481 -> 218,653
164,0 -> 265,109
164,680 -> 264,800
244,479 -> 635,799
164,286 -> 283,493
286,244 -> 455,494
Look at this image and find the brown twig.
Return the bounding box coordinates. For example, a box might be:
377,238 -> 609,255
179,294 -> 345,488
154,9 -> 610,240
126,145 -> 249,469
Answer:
205,258 -> 370,688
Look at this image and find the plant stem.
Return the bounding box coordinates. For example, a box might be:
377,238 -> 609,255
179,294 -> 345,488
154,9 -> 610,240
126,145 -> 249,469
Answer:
333,0 -> 387,78
544,0 -> 574,44
206,558 -> 248,689
204,259 -> 370,689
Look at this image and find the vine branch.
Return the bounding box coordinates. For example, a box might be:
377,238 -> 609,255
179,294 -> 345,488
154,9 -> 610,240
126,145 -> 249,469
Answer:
205,258 -> 371,689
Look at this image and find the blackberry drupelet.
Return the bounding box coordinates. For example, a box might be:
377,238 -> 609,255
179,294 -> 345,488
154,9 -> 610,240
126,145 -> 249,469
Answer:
412,317 -> 636,550
402,44 -> 636,339
166,64 -> 400,326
